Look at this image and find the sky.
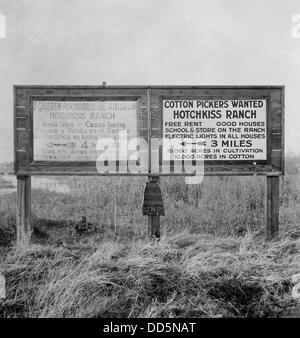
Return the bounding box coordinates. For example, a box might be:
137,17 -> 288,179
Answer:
0,0 -> 300,162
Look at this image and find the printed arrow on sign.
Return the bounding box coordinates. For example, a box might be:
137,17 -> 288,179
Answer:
180,141 -> 207,147
47,142 -> 76,148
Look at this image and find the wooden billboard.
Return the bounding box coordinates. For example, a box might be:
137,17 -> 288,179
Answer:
13,85 -> 284,245
14,86 -> 149,176
151,86 -> 284,176
14,85 -> 284,176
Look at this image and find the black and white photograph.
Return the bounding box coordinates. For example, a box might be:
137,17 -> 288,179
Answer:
0,0 -> 300,330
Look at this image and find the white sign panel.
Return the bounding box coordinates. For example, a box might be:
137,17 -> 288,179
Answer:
163,99 -> 267,161
33,100 -> 137,161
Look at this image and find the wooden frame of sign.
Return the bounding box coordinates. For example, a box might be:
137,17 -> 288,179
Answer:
14,86 -> 149,176
14,85 -> 284,246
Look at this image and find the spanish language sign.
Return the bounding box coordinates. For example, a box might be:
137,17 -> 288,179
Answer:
33,100 -> 137,161
162,99 -> 267,161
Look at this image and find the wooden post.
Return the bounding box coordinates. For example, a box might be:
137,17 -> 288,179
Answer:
148,215 -> 160,240
265,175 -> 280,239
17,176 -> 32,248
147,175 -> 161,240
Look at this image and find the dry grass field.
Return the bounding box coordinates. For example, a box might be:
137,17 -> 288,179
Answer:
0,156 -> 300,318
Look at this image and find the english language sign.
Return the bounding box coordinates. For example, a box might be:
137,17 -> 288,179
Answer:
162,99 -> 267,162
